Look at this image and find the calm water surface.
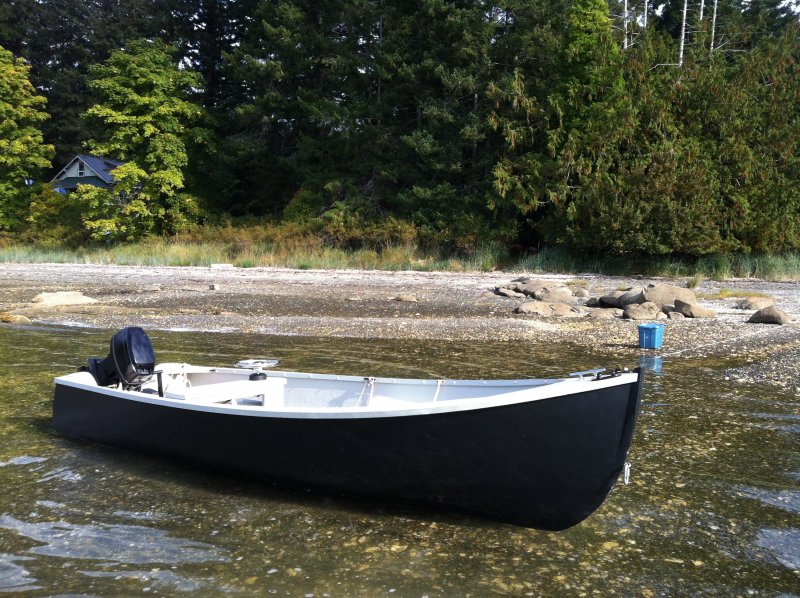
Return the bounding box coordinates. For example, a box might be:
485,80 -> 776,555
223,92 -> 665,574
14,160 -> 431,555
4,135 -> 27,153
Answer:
0,325 -> 797,596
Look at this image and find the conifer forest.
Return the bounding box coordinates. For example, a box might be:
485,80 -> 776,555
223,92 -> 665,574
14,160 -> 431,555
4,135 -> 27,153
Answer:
0,0 -> 798,256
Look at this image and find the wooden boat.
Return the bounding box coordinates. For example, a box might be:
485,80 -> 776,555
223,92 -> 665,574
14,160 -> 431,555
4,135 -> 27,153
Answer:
53,327 -> 644,530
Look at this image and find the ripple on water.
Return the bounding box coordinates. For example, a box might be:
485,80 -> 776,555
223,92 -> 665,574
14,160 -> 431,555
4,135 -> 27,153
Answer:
79,569 -> 211,593
756,528 -> 800,570
0,553 -> 40,592
0,515 -> 229,565
736,486 -> 800,516
0,456 -> 48,467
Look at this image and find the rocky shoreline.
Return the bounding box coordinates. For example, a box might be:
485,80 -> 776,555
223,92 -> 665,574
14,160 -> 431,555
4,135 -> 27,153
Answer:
1,262 -> 799,392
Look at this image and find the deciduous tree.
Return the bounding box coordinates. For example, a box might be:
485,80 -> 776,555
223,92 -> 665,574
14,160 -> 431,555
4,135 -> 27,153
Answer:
78,40 -> 209,240
0,44 -> 53,230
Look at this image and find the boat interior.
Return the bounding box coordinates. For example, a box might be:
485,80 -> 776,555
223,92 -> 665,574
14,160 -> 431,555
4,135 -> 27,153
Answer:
60,327 -> 620,412
150,363 -> 561,409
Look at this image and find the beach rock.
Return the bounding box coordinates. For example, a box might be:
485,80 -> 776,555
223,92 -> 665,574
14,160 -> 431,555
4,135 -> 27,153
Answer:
496,287 -> 525,298
572,287 -> 590,298
512,279 -> 564,296
643,284 -> 697,307
584,297 -> 602,308
514,301 -> 552,316
748,305 -> 792,325
618,287 -> 646,307
586,307 -> 619,319
32,291 -> 98,307
735,297 -> 774,311
623,301 -> 662,320
533,286 -> 574,303
393,294 -> 418,302
599,290 -> 626,308
0,313 -> 31,324
674,298 -> 717,318
549,303 -> 584,318
666,310 -> 685,320
513,301 -> 583,317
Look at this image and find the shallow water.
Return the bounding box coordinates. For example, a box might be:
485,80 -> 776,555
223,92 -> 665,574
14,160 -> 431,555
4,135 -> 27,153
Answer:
0,325 -> 797,596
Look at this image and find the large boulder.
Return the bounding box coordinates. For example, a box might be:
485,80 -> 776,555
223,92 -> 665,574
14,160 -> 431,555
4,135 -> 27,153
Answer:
514,279 -> 564,296
497,279 -> 564,297
748,305 -> 792,325
623,301 -> 662,320
735,297 -> 774,311
514,301 -> 552,316
533,286 -> 574,303
572,287 -> 590,299
514,301 -> 583,317
674,298 -> 716,318
618,287 -> 646,307
549,303 -> 585,318
643,284 -> 697,307
599,290 -> 627,308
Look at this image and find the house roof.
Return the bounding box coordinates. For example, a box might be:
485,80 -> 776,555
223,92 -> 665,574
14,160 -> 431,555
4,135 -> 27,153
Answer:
51,154 -> 125,184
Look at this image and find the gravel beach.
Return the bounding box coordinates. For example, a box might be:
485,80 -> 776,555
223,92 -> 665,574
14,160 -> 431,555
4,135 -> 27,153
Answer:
1,262 -> 799,391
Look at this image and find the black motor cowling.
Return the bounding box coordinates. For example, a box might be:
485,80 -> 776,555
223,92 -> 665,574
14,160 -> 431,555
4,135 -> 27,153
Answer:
87,327 -> 156,390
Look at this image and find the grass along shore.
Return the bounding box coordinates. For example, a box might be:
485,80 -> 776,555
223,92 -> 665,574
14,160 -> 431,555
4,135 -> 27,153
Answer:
1,239 -> 799,281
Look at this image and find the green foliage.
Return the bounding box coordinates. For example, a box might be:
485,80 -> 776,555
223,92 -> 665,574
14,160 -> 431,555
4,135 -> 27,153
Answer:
79,40 -> 209,240
3,2 -> 800,259
0,44 -> 53,230
25,184 -> 88,246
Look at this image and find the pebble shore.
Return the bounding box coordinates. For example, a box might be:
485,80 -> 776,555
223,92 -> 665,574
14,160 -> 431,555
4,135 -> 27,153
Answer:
1,262 -> 798,392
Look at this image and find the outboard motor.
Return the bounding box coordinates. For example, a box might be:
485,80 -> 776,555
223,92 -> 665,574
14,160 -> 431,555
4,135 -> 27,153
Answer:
87,327 -> 156,390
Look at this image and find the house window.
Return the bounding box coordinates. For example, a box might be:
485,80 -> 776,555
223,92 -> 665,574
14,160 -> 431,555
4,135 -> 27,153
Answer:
77,162 -> 85,177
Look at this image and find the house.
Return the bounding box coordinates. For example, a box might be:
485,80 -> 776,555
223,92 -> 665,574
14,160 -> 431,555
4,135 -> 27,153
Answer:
51,154 -> 124,193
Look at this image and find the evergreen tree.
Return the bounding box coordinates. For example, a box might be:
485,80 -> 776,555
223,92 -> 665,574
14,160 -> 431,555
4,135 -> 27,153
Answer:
0,0 -> 34,56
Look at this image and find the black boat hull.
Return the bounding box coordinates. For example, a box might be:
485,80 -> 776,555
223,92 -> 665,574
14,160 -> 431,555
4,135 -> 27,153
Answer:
53,374 -> 642,530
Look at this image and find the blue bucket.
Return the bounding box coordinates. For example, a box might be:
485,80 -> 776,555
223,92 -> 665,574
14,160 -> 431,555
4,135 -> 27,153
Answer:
638,323 -> 664,350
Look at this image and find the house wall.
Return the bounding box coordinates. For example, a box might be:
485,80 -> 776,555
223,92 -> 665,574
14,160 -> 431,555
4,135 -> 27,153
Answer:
52,176 -> 111,191
62,161 -> 84,178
